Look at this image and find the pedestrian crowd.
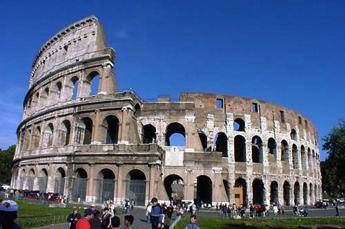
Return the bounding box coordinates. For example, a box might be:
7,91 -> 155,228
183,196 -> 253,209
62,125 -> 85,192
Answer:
67,206 -> 133,229
217,202 -> 285,218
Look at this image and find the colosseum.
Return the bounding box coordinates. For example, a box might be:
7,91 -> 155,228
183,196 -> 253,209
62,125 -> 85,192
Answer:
11,16 -> 322,207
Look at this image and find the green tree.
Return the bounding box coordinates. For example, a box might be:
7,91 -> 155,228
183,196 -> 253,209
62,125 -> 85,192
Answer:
0,145 -> 15,184
322,120 -> 345,197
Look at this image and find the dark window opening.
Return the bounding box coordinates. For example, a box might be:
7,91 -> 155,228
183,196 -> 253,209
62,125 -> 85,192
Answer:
251,103 -> 259,112
215,132 -> 228,157
234,135 -> 246,162
298,116 -> 302,125
281,140 -> 289,161
292,144 -> 298,169
253,179 -> 264,205
252,136 -> 263,163
82,118 -> 93,145
290,129 -> 297,141
268,138 -> 277,155
233,118 -> 245,131
280,110 -> 285,123
198,132 -> 207,151
216,98 -> 223,109
104,116 -> 119,144
142,124 -> 156,144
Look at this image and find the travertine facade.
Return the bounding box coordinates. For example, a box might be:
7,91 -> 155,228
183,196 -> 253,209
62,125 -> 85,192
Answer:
11,16 -> 322,206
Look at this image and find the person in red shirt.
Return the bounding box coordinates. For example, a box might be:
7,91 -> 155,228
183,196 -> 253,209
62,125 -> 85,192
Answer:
76,208 -> 94,229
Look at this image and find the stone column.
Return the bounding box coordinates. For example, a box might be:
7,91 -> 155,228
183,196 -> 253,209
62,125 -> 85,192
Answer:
149,164 -> 156,202
46,164 -> 55,193
119,107 -> 131,144
100,62 -> 117,94
86,164 -> 96,203
92,110 -> 102,144
185,169 -> 194,202
115,164 -> 124,205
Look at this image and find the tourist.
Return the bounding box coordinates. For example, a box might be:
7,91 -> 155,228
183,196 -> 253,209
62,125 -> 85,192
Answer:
110,216 -> 120,229
76,208 -> 94,229
249,204 -> 255,218
336,203 -> 340,216
146,202 -> 152,223
0,199 -> 21,229
185,214 -> 199,229
89,209 -> 102,229
101,208 -> 112,229
150,197 -> 163,229
124,215 -> 134,229
67,207 -> 82,229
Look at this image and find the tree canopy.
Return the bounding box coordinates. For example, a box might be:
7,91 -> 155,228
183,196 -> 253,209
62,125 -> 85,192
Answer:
322,120 -> 345,197
0,145 -> 15,184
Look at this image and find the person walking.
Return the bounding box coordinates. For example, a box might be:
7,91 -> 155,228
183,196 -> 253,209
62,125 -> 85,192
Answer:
76,208 -> 94,229
67,207 -> 82,229
101,207 -> 112,229
336,204 -> 340,216
150,197 -> 163,229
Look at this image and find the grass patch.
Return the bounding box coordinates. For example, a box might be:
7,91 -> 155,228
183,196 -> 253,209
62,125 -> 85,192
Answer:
15,200 -> 75,228
175,216 -> 345,229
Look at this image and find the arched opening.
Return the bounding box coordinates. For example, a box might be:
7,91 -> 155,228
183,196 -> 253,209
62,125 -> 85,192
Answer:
294,181 -> 300,206
308,148 -> 312,171
55,81 -> 62,99
234,135 -> 246,162
283,181 -> 291,206
292,144 -> 298,169
301,146 -> 307,171
60,120 -> 71,146
88,72 -> 100,96
71,76 -> 79,100
81,117 -> 93,145
233,118 -> 245,131
72,168 -> 88,202
43,87 -> 50,106
215,132 -> 228,157
309,183 -> 313,204
19,169 -> 26,190
196,175 -> 212,205
38,169 -> 48,193
126,170 -> 146,206
54,168 -> 66,195
198,132 -> 207,151
290,129 -> 297,141
96,169 -> 115,203
252,136 -> 263,163
42,123 -> 54,148
234,178 -> 247,207
103,116 -> 119,144
314,184 -> 317,201
303,182 -> 308,205
268,138 -> 277,155
28,169 -> 35,191
33,127 -> 41,149
165,122 -> 185,146
164,174 -> 184,202
252,178 -> 265,205
142,124 -> 156,144
270,181 -> 278,204
281,140 -> 289,162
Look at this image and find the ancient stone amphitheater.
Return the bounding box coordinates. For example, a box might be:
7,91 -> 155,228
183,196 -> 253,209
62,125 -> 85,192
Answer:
11,16 -> 322,207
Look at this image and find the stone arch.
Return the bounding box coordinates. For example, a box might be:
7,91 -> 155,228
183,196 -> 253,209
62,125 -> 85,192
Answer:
290,129 -> 297,141
294,181 -> 300,206
268,138 -> 277,155
19,169 -> 26,190
43,87 -> 50,106
164,174 -> 184,201
196,175 -> 212,205
307,148 -> 312,171
252,178 -> 265,205
309,183 -> 313,204
233,118 -> 245,131
70,76 -> 79,100
142,124 -> 156,144
270,181 -> 278,204
234,135 -> 246,162
80,117 -> 93,144
60,120 -> 71,146
86,71 -> 100,96
38,168 -> 48,193
292,144 -> 298,169
252,136 -> 263,163
54,167 -> 66,194
198,131 -> 207,151
96,168 -> 116,203
72,168 -> 88,202
283,181 -> 291,206
102,115 -> 120,144
55,81 -> 62,99
234,177 -> 247,207
33,126 -> 41,149
281,140 -> 289,161
301,145 -> 307,171
165,122 -> 185,146
303,182 -> 308,205
42,123 -> 54,148
28,169 -> 35,191
215,132 -> 228,157
126,169 -> 146,206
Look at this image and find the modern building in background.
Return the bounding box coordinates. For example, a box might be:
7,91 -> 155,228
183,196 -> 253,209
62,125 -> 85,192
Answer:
11,16 -> 322,206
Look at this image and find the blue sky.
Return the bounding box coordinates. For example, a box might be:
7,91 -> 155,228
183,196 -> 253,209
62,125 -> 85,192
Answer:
1,0 -> 344,160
